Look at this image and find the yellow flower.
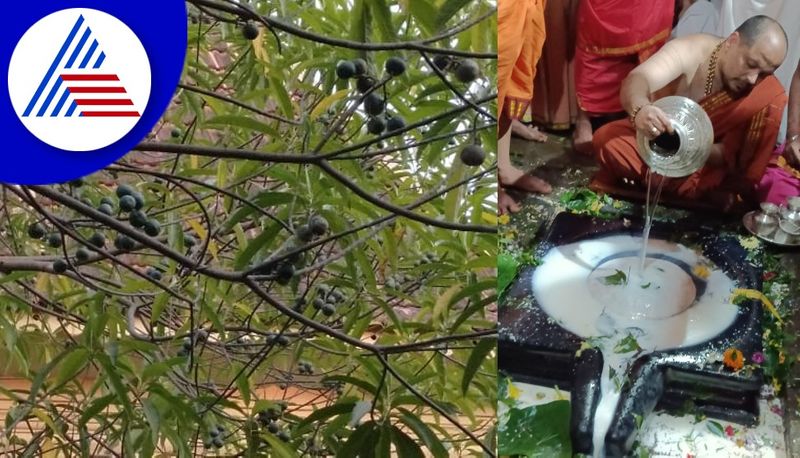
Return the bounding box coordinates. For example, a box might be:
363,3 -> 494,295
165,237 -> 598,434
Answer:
772,377 -> 782,393
779,352 -> 786,364
508,380 -> 520,400
723,348 -> 744,371
736,439 -> 745,448
692,264 -> 710,280
739,236 -> 760,250
498,214 -> 510,225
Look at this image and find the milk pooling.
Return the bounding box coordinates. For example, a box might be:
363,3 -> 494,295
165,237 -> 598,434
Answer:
531,235 -> 739,456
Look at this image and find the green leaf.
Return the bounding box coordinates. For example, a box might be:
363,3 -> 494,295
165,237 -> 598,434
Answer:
269,75 -> 294,119
707,420 -> 725,437
323,375 -> 377,396
7,346 -> 74,433
235,370 -> 251,406
295,401 -> 357,434
391,425 -> 425,458
54,347 -> 89,388
407,0 -> 437,35
350,0 -> 368,44
263,432 -> 300,458
223,191 -> 298,231
79,393 -> 115,427
368,0 -> 395,42
614,333 -> 642,354
602,269 -> 628,286
375,422 -> 392,457
205,115 -> 279,137
0,271 -> 34,285
436,0 -> 472,28
336,421 -> 377,457
397,408 -> 448,458
234,222 -> 283,270
462,339 -> 494,395
95,353 -> 133,416
141,398 -> 160,446
141,358 -> 186,383
498,253 -> 519,295
498,401 -> 572,457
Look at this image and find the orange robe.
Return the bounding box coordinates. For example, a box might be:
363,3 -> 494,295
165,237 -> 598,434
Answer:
498,0 -> 546,136
594,76 -> 787,200
575,0 -> 674,114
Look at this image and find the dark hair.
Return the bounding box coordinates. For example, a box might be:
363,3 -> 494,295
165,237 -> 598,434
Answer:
735,15 -> 787,48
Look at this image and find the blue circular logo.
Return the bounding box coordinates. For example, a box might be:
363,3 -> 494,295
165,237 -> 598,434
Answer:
2,1 -> 186,184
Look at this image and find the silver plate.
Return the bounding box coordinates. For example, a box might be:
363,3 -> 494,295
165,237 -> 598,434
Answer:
742,211 -> 800,247
636,96 -> 713,177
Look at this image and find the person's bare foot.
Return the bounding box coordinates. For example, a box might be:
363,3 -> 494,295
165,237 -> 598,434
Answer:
573,112 -> 594,156
511,119 -> 548,142
499,188 -> 522,214
499,167 -> 552,194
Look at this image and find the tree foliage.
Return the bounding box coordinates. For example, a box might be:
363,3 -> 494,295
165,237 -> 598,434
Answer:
0,0 -> 497,456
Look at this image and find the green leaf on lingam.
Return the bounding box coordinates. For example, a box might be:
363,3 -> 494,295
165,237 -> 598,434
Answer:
707,420 -> 725,437
608,367 -> 622,391
498,253 -> 519,295
640,282 -> 651,289
602,269 -> 628,286
614,334 -> 642,354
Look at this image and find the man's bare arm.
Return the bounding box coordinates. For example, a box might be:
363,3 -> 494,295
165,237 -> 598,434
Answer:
620,37 -> 693,114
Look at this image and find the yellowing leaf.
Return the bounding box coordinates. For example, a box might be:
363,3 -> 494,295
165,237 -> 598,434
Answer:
732,288 -> 782,323
310,89 -> 349,120
207,239 -> 219,260
507,380 -> 520,400
252,36 -> 269,65
187,219 -> 208,242
433,284 -> 460,322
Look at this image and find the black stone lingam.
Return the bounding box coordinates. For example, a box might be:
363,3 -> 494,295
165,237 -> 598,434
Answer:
498,212 -> 763,456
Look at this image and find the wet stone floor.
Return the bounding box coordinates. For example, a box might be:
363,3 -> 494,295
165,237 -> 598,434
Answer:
503,132 -> 800,457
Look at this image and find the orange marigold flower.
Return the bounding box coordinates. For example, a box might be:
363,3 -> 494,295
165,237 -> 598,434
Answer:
723,348 -> 744,371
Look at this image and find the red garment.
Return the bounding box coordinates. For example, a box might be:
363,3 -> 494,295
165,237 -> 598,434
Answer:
575,0 -> 674,114
594,76 -> 787,200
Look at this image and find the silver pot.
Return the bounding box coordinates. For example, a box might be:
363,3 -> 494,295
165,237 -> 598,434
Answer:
636,96 -> 714,177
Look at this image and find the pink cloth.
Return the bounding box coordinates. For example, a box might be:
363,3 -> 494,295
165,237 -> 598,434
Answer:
756,143 -> 800,205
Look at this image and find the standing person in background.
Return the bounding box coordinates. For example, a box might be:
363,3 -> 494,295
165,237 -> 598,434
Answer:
498,0 -> 551,214
671,0 -> 719,39
572,0 -> 675,155
529,0 -> 579,133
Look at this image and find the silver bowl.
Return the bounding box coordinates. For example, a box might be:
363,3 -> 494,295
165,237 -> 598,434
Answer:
636,96 -> 714,177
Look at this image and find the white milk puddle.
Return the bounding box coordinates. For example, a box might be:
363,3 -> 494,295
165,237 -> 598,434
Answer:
532,235 -> 740,456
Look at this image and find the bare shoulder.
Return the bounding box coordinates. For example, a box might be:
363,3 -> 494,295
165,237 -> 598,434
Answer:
664,34 -> 721,72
